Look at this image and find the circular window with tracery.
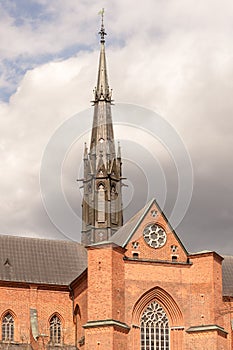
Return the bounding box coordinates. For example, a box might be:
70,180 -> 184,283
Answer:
143,224 -> 167,248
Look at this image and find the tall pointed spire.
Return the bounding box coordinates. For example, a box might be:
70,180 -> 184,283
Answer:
81,13 -> 123,245
90,9 -> 115,168
94,9 -> 111,102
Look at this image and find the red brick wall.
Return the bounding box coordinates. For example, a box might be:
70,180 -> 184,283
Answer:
186,331 -> 218,350
87,244 -> 125,322
83,231 -> 232,350
85,327 -> 113,349
0,283 -> 75,346
125,202 -> 188,263
0,238 -> 231,350
123,251 -> 229,349
72,272 -> 88,347
86,243 -> 128,349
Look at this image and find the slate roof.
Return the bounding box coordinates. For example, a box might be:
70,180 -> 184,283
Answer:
110,200 -> 153,247
0,235 -> 87,286
222,255 -> 233,297
0,224 -> 232,297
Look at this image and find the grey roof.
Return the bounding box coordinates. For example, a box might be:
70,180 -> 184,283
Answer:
110,199 -> 156,247
0,235 -> 87,286
0,231 -> 232,297
222,255 -> 233,297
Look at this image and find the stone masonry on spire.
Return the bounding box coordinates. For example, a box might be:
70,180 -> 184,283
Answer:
81,15 -> 123,245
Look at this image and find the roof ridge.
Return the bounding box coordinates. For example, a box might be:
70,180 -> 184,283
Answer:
0,234 -> 87,286
122,198 -> 156,247
0,234 -> 83,246
110,198 -> 157,248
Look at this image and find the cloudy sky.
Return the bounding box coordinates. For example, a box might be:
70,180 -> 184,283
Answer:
0,0 -> 232,255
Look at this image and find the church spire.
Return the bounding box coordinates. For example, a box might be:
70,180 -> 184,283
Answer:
94,9 -> 112,102
90,10 -> 115,168
81,13 -> 123,245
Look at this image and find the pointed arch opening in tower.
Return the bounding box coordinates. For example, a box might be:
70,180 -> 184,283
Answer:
97,183 -> 105,223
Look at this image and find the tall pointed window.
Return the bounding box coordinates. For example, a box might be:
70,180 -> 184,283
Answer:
88,184 -> 93,225
141,301 -> 169,350
111,185 -> 118,224
2,312 -> 14,341
50,315 -> 62,344
97,184 -> 105,222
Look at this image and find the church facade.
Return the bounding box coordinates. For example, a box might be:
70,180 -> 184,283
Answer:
0,18 -> 233,350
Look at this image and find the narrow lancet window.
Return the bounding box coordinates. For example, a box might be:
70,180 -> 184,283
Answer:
2,312 -> 14,341
50,315 -> 62,344
97,184 -> 105,222
111,185 -> 118,224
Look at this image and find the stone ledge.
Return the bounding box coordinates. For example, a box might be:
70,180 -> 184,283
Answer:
170,326 -> 185,330
83,319 -> 130,331
124,256 -> 192,266
186,324 -> 228,335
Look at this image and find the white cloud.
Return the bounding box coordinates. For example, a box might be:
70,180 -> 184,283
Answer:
0,0 -> 233,253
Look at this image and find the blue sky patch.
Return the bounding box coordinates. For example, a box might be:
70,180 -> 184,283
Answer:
0,43 -> 92,102
1,0 -> 54,28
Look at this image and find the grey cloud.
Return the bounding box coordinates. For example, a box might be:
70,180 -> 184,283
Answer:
0,0 -> 232,255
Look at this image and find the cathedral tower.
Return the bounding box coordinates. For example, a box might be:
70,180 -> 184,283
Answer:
81,13 -> 123,245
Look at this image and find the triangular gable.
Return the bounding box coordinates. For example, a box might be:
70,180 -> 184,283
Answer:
111,198 -> 188,263
96,158 -> 107,177
109,158 -> 119,177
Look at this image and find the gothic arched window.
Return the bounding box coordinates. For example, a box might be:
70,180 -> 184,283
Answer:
87,183 -> 93,225
97,184 -> 105,222
141,301 -> 169,350
50,315 -> 62,344
2,312 -> 14,341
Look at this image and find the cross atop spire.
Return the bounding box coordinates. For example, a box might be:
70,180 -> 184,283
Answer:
98,8 -> 106,43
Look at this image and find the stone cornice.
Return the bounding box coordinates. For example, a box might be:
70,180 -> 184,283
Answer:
186,324 -> 228,335
83,319 -> 130,332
